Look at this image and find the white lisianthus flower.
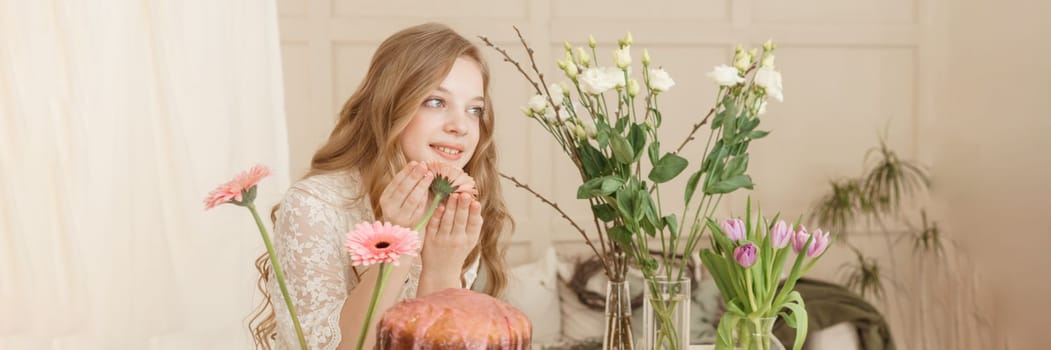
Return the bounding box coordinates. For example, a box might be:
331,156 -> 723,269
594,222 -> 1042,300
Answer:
603,67 -> 627,89
614,47 -> 632,69
527,94 -> 549,114
706,64 -> 745,87
548,83 -> 564,106
755,66 -> 784,102
580,67 -> 617,95
648,68 -> 676,92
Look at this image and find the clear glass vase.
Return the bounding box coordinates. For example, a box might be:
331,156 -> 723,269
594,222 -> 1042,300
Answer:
602,280 -> 635,350
734,317 -> 785,350
642,277 -> 690,350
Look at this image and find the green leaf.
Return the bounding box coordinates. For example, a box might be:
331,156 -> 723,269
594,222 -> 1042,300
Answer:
601,177 -> 624,195
591,203 -> 617,222
647,141 -> 661,166
576,176 -> 624,199
577,143 -> 608,178
741,114 -> 761,132
610,131 -> 634,164
648,153 -> 689,183
615,116 -> 628,133
684,170 -> 704,204
706,175 -> 755,194
749,130 -> 770,139
607,225 -> 633,248
597,124 -> 610,148
615,186 -> 637,225
783,299 -> 810,350
650,108 -> 663,127
663,214 -> 679,238
629,124 -> 646,163
725,154 -> 750,178
715,312 -> 742,350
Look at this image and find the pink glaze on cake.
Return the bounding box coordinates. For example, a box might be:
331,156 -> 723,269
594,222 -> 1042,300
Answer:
376,288 -> 532,350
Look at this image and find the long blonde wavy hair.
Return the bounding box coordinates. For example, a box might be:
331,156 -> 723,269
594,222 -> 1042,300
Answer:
248,23 -> 513,348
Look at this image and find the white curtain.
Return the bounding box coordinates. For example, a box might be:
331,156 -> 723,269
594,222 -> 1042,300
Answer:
0,0 -> 289,348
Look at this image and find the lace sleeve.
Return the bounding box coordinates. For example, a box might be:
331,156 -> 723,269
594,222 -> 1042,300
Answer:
269,187 -> 357,350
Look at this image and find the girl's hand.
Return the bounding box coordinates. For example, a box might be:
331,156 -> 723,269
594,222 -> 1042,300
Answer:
377,161 -> 432,229
419,193 -> 482,287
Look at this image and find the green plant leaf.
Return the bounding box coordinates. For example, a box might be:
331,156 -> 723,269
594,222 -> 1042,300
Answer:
684,170 -> 704,205
607,225 -> 633,248
591,203 -> 617,222
576,176 -> 623,199
715,311 -> 742,350
610,131 -> 634,164
726,154 -> 750,178
706,175 -> 754,194
749,130 -> 770,139
629,124 -> 646,163
782,298 -> 809,350
648,153 -> 689,183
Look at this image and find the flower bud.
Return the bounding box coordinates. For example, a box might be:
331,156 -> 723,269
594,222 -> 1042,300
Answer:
576,47 -> 591,67
627,79 -> 640,97
588,35 -> 597,48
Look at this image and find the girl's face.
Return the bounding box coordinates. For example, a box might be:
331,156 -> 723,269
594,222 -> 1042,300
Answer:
399,57 -> 484,170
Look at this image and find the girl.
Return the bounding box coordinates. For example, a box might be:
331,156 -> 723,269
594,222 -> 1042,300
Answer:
248,23 -> 512,350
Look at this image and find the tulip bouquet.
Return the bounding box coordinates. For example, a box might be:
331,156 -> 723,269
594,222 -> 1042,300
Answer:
700,200 -> 831,350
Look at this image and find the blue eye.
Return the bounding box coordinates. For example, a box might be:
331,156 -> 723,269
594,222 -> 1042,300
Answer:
468,106 -> 485,116
424,98 -> 444,108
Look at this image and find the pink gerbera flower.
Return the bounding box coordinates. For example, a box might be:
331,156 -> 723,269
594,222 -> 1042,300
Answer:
345,221 -> 422,266
203,164 -> 271,210
423,161 -> 478,197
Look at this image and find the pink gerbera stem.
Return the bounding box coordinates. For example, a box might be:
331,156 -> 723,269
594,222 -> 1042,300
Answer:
248,202 -> 308,350
354,192 -> 448,350
355,263 -> 392,350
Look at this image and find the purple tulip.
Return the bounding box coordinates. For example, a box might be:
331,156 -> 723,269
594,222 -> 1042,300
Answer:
770,220 -> 792,249
734,243 -> 758,268
791,225 -> 810,253
807,229 -> 831,257
721,218 -> 746,241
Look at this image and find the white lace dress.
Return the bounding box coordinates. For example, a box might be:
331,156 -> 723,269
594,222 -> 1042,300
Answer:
266,170 -> 480,350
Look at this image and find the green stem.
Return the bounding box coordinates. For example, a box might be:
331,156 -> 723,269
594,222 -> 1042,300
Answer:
248,203 -> 308,350
746,269 -> 758,312
355,263 -> 392,350
414,194 -> 447,233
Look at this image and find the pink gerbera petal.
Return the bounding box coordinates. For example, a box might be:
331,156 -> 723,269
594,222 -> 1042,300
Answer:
203,164 -> 271,210
345,221 -> 422,266
423,161 -> 478,197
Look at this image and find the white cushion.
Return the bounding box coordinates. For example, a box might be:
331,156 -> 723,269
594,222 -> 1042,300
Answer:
504,247 -> 562,345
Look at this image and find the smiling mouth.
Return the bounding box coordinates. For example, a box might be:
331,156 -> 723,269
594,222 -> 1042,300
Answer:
430,144 -> 464,160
